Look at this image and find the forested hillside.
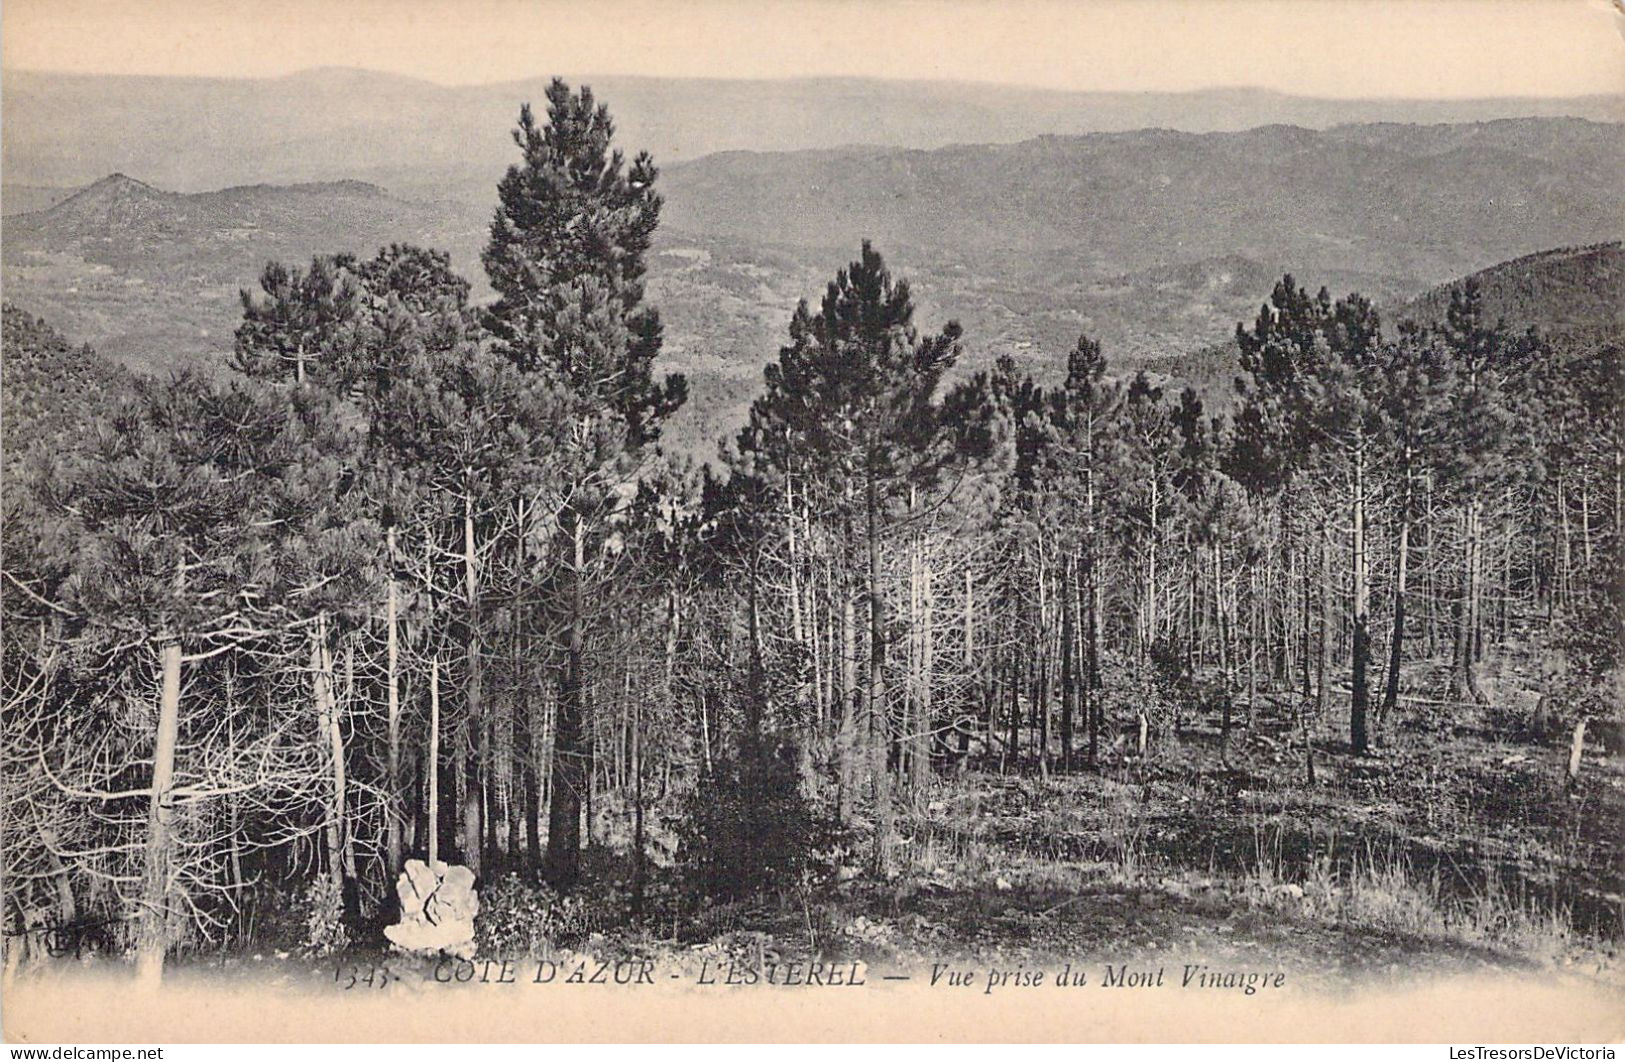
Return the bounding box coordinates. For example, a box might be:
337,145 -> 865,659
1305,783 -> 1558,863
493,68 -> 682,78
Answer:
1399,242 -> 1624,340
1163,241 -> 1625,405
2,80 -> 1621,990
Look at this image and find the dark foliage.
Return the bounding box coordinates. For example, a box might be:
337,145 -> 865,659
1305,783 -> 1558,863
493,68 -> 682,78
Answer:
678,750 -> 818,902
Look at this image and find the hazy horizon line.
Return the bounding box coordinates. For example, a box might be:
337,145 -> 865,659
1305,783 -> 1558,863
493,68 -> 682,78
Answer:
6,63 -> 1624,103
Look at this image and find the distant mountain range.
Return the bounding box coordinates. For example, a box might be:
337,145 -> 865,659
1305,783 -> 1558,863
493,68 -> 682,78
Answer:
645,117 -> 1622,436
659,119 -> 1622,281
3,66 -> 1621,196
3,99 -> 1619,453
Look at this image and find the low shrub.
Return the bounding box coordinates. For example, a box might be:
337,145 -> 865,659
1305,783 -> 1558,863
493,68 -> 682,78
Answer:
678,748 -> 816,901
301,875 -> 351,956
474,874 -> 593,957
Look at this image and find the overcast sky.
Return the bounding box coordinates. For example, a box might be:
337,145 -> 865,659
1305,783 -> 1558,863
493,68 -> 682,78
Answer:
4,0 -> 1621,98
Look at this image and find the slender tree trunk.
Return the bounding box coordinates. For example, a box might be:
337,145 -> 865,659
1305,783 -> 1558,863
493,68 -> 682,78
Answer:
312,617 -> 357,918
385,527 -> 403,876
1060,552 -> 1077,771
1246,570 -> 1258,726
135,641 -> 183,988
1425,476 -> 1438,655
460,491 -> 484,878
1215,540 -> 1232,760
904,529 -> 919,794
1302,538 -> 1312,700
1350,447 -> 1370,753
911,531 -> 933,796
631,670 -> 645,917
745,551 -> 766,754
1185,531 -> 1198,678
543,508 -> 587,890
1556,473 -> 1572,610
1581,479 -> 1594,567
785,479 -> 816,794
314,630 -> 343,897
1036,544 -> 1050,778
867,468 -> 893,875
1083,446 -> 1102,765
1453,499 -> 1486,703
963,566 -> 975,748
429,657 -> 441,867
1317,516 -> 1331,719
1145,482 -> 1160,661
1087,531 -> 1103,765
1006,648 -> 1020,771
522,687 -> 540,870
1381,467 -> 1412,725
837,526 -> 858,824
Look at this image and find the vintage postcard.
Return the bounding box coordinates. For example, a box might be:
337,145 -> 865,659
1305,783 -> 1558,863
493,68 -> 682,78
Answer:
1,0 -> 1622,1045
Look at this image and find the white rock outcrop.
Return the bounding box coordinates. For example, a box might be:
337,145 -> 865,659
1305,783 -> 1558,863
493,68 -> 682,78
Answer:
383,860 -> 479,959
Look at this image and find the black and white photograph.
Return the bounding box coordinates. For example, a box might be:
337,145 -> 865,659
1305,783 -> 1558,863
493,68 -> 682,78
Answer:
1,0 -> 1622,1045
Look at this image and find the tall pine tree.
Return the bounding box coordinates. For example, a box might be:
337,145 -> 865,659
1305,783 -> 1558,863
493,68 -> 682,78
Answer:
483,79 -> 684,890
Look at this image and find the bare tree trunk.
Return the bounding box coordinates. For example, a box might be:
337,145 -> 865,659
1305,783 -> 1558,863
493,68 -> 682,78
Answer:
1453,500 -> 1486,703
1087,529 -> 1103,764
530,687 -> 549,866
745,551 -> 767,754
867,468 -> 893,875
1299,519 -> 1313,704
837,529 -> 858,824
1246,570 -> 1258,726
1581,478 -> 1593,567
1215,541 -> 1232,761
1286,526 -> 1300,686
786,479 -> 816,794
1351,446 -> 1370,753
1425,476 -> 1438,655
1145,481 -> 1160,661
1006,648 -> 1020,772
1556,473 -> 1571,612
385,526 -> 403,876
631,669 -> 646,917
810,565 -> 827,754
543,509 -> 587,890
312,618 -> 356,917
427,658 -> 441,866
1380,466 -> 1412,725
1317,516 -> 1331,719
1186,531 -> 1199,677
1034,543 -> 1050,778
1060,551 -> 1077,771
460,491 -> 484,878
135,641 -> 183,988
963,566 -> 976,759
906,525 -> 932,797
315,633 -> 347,909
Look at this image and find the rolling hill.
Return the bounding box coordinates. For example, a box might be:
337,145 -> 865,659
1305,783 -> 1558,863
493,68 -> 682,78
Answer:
1397,242 -> 1625,340
0,174 -> 485,378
